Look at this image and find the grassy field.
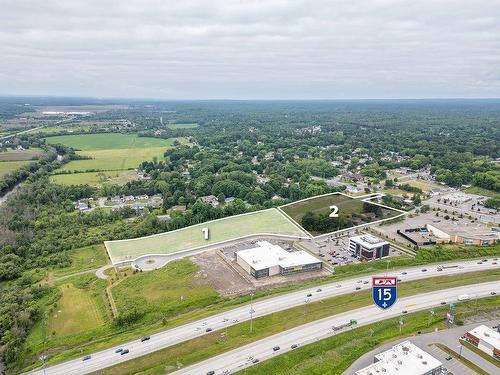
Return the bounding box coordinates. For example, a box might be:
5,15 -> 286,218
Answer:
105,208 -> 307,263
45,133 -> 188,173
45,133 -> 184,151
403,178 -> 443,192
112,259 -> 220,323
48,282 -> 105,337
50,244 -> 109,277
464,186 -> 500,199
0,147 -> 45,161
0,160 -> 32,177
281,193 -> 401,235
167,123 -> 199,129
50,170 -> 139,186
89,271 -> 500,375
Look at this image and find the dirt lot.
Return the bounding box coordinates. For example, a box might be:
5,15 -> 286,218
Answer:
191,244 -> 330,297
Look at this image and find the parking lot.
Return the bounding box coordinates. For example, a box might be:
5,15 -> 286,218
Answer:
427,193 -> 500,224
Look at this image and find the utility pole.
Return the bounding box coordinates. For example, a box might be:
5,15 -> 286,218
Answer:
250,293 -> 254,333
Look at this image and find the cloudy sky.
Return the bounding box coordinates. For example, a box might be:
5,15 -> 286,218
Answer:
1,0 -> 499,99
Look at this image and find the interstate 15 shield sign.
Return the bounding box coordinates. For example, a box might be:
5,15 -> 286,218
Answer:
372,276 -> 397,310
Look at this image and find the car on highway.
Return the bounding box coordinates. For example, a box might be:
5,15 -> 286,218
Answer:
232,319 -> 239,323
291,344 -> 298,349
141,336 -> 151,342
316,288 -> 322,292
115,348 -> 123,353
206,371 -> 215,375
355,286 -> 361,290
206,327 -> 213,332
402,310 -> 408,314
121,349 -> 129,355
401,271 -> 407,275
491,291 -> 497,295
273,346 -> 280,351
252,358 -> 260,363
421,268 -> 427,272
222,370 -> 231,375
440,301 -> 447,305
82,355 -> 91,361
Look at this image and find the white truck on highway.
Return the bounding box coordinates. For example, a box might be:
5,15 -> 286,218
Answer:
457,294 -> 470,301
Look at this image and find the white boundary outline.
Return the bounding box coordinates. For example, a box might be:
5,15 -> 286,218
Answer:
104,192 -> 407,266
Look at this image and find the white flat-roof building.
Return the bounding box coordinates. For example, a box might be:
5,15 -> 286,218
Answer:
235,241 -> 322,279
355,341 -> 443,375
464,325 -> 500,360
349,234 -> 390,261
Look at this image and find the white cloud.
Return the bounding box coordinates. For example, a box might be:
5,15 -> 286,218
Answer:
0,0 -> 499,98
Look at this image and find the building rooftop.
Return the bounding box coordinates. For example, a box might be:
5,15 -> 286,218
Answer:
427,222 -> 499,241
467,325 -> 500,349
355,341 -> 442,375
349,234 -> 388,249
235,241 -> 320,271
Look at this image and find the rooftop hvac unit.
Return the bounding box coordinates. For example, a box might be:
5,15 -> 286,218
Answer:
417,354 -> 423,359
397,360 -> 402,365
422,361 -> 427,365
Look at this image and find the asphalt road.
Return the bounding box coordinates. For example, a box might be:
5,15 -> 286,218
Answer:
27,258 -> 500,375
174,281 -> 500,375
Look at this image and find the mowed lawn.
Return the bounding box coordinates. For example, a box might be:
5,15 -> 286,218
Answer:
112,259 -> 220,322
281,193 -> 367,223
45,133 -> 188,172
50,170 -> 139,186
49,277 -> 108,337
167,123 -> 199,129
105,208 -> 307,263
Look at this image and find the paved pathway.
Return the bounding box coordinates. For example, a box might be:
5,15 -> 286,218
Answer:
95,265 -> 113,280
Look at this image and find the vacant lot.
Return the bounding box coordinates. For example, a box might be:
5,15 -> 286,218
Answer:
0,160 -> 32,177
50,170 -> 139,186
0,147 -> 45,161
281,193 -> 401,236
112,259 -> 220,322
49,281 -> 105,337
50,244 -> 109,277
105,208 -> 307,263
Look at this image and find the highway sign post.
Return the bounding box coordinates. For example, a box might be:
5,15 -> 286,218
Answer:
372,276 -> 397,310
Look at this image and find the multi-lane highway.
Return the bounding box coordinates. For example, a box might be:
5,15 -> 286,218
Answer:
174,281 -> 500,375
27,258 -> 500,375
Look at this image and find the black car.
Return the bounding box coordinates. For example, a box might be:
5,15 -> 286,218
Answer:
206,327 -> 213,332
421,269 -> 427,272
141,336 -> 150,342
355,286 -> 361,290
115,348 -> 123,353
121,349 -> 129,355
273,346 -> 280,351
252,358 -> 260,364
445,356 -> 452,361
491,291 -> 497,295
306,293 -> 312,297
291,344 -> 298,349
402,310 -> 408,314
82,355 -> 91,361
207,371 -> 215,375
401,272 -> 407,275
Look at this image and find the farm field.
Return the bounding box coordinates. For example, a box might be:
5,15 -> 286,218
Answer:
44,133 -> 188,173
281,193 -> 402,236
112,259 -> 220,322
0,147 -> 45,161
0,160 -> 32,177
50,170 -> 139,186
167,123 -> 199,129
45,133 -> 184,150
105,208 -> 307,263
403,178 -> 443,192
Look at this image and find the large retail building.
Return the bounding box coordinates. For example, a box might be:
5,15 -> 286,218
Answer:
235,241 -> 322,279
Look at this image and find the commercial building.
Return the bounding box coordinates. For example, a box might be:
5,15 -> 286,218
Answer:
355,341 -> 443,375
397,226 -> 437,247
426,223 -> 499,246
349,234 -> 389,260
235,241 -> 322,279
464,325 -> 500,360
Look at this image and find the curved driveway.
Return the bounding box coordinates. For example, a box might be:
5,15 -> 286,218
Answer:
26,258 -> 500,375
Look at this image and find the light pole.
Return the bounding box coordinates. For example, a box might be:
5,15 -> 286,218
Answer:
39,354 -> 47,375
458,344 -> 463,359
386,260 -> 391,276
250,293 -> 254,333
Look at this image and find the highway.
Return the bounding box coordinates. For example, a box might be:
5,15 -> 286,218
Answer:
175,281 -> 500,375
27,258 -> 500,375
